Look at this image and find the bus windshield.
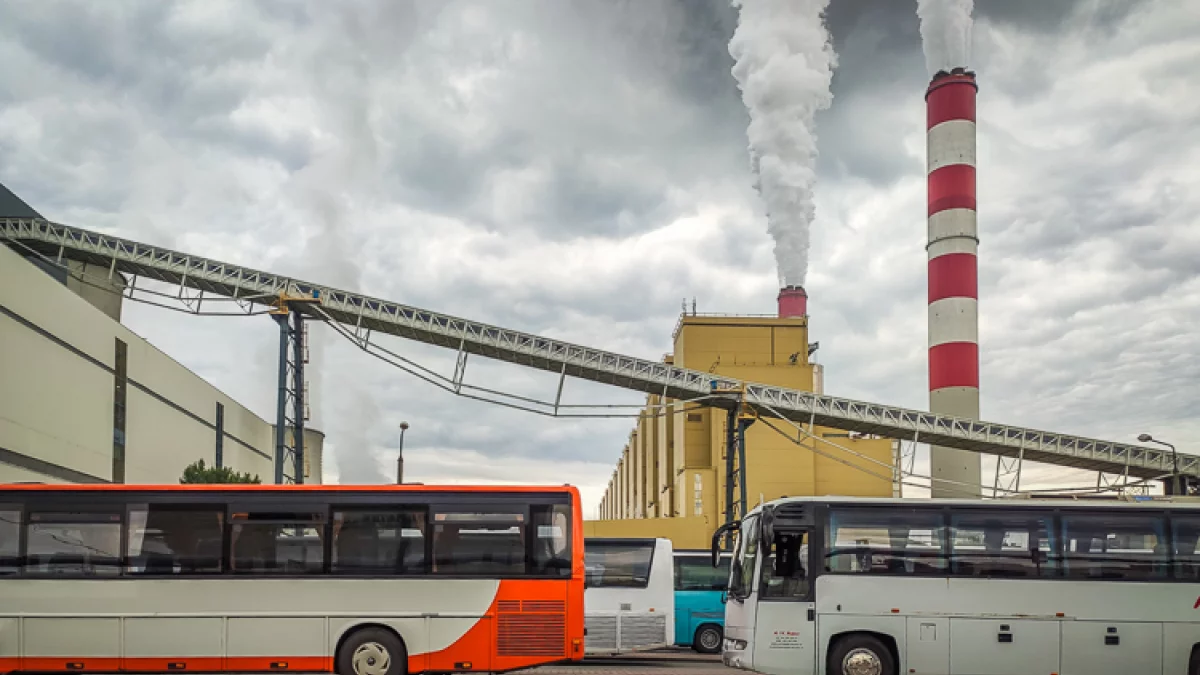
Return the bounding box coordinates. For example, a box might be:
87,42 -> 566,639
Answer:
728,514 -> 759,599
584,539 -> 654,588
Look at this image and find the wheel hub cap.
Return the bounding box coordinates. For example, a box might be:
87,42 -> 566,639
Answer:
842,647 -> 883,675
352,642 -> 390,675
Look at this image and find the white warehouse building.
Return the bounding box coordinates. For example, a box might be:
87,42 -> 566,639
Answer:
0,185 -> 322,485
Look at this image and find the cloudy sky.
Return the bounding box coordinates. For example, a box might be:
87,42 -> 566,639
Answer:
1,0 -> 1196,514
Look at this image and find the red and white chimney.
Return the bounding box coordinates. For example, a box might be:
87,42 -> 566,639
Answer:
777,285 -> 808,318
926,67 -> 981,497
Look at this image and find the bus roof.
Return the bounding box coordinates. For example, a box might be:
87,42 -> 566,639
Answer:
746,494 -> 1200,515
0,483 -> 580,495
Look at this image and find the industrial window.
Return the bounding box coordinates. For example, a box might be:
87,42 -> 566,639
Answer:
24,510 -> 123,576
432,507 -> 527,576
331,507 -> 427,575
827,508 -> 946,575
1060,513 -> 1167,581
584,540 -> 654,588
1172,516 -> 1200,580
228,509 -> 325,575
0,506 -> 19,575
530,504 -> 571,577
686,413 -> 703,423
126,504 -> 224,574
950,511 -> 1054,578
675,554 -> 730,591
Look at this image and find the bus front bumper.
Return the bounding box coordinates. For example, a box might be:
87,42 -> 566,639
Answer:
721,634 -> 751,670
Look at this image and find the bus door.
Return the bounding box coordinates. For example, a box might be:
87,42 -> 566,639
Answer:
752,517 -> 814,675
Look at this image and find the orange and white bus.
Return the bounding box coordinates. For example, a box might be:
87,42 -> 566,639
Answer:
0,483 -> 585,675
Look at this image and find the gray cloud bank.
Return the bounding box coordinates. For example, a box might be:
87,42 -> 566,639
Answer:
0,0 -> 1195,510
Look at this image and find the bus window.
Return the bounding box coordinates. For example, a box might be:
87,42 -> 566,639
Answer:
761,530 -> 809,600
229,509 -> 325,575
583,540 -> 654,587
676,554 -> 730,591
127,504 -> 224,574
1173,516 -> 1200,580
332,507 -> 428,575
1061,513 -> 1167,581
950,511 -> 1053,578
531,504 -> 571,577
0,506 -> 18,575
433,508 -> 526,576
25,510 -> 122,576
826,508 -> 945,575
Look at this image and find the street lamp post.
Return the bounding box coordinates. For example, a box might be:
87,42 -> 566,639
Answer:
397,422 -> 409,484
1138,433 -> 1180,494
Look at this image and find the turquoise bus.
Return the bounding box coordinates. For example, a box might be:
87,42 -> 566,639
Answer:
673,549 -> 732,654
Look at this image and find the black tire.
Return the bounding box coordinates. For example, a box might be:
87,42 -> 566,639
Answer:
336,627 -> 408,675
827,634 -> 895,675
1189,645 -> 1200,675
692,624 -> 723,654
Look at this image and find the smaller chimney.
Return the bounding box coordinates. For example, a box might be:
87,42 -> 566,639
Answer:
777,285 -> 808,318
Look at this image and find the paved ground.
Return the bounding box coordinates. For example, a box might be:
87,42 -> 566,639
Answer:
523,649 -> 738,674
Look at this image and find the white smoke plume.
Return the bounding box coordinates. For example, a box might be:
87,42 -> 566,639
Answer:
728,0 -> 837,289
915,0 -> 975,76
286,3 -> 423,484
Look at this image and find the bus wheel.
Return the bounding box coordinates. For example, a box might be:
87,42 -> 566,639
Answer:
337,627 -> 408,675
828,634 -> 894,675
693,624 -> 723,654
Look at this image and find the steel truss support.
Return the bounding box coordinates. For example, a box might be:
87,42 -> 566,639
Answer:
273,307 -> 309,484
992,451 -> 1025,498
722,388 -> 756,539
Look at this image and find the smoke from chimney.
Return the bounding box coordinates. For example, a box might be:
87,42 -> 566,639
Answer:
916,0 -> 975,77
728,0 -> 837,289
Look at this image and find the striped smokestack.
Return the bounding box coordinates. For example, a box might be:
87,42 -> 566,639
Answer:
926,67 -> 981,497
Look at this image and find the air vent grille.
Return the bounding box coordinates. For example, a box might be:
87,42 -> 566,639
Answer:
498,613 -> 566,656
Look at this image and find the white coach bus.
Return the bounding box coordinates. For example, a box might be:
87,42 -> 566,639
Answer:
712,495 -> 1200,675
583,537 -> 675,654
0,483 -> 585,675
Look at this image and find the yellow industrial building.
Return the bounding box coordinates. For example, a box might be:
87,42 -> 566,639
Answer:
591,301 -> 895,549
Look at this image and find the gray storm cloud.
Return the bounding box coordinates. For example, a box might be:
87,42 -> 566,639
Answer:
728,0 -> 836,289
916,0 -> 975,74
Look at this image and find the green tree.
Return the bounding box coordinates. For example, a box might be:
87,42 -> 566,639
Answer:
179,459 -> 261,484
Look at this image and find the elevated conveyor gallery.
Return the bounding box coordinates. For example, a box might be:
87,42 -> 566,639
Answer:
3,215 -> 1195,481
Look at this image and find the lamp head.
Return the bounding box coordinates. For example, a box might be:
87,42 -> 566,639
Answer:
1137,433 -> 1153,443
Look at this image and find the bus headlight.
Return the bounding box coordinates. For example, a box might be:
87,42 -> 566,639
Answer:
724,638 -> 747,651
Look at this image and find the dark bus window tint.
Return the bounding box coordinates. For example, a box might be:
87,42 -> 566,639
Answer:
127,504 -> 224,574
827,508 -> 946,574
1061,513 -> 1167,581
676,555 -> 730,591
25,511 -> 123,576
0,506 -> 19,575
584,540 -> 655,588
531,504 -> 571,577
761,528 -> 810,600
229,510 -> 325,575
433,507 -> 527,576
950,511 -> 1054,578
332,508 -> 427,575
1173,516 -> 1200,580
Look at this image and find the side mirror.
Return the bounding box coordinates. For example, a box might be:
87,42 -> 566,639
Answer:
711,521 -> 739,567
720,591 -> 728,605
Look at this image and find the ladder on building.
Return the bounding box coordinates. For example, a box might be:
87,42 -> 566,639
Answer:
3,216 -> 1195,482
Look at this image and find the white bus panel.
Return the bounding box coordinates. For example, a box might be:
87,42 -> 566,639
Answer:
583,537 -> 675,655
